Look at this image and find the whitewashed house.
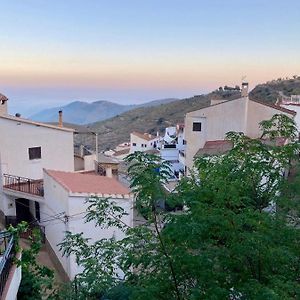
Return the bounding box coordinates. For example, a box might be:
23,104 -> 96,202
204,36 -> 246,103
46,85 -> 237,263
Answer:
0,93 -> 133,284
159,124 -> 185,177
129,131 -> 159,154
43,169 -> 133,280
182,83 -> 296,173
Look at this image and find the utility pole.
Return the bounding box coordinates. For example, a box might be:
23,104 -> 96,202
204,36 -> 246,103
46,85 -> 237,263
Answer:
95,132 -> 99,162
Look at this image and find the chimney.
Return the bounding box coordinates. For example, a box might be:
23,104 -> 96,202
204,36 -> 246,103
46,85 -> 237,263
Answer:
241,82 -> 249,97
0,93 -> 8,115
58,110 -> 63,127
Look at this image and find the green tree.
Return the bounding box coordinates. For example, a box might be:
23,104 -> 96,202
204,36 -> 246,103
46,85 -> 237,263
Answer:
58,114 -> 300,299
9,222 -> 55,300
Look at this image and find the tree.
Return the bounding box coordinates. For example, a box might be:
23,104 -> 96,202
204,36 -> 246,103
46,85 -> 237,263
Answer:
9,222 -> 55,300
58,114 -> 300,299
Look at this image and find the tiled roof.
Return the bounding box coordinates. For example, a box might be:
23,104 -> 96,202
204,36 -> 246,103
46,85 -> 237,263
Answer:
45,169 -> 130,196
113,148 -> 130,157
0,114 -> 74,132
131,131 -> 157,141
98,153 -> 119,164
195,140 -> 233,157
250,99 -> 296,116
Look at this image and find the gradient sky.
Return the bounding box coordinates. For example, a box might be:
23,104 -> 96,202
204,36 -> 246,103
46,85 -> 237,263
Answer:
1,0 -> 300,115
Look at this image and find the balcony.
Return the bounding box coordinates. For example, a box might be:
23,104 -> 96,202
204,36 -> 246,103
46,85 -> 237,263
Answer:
0,231 -> 16,297
3,174 -> 44,197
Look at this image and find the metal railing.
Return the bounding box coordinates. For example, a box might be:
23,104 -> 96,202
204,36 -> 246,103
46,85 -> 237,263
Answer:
0,231 -> 15,297
3,174 -> 44,197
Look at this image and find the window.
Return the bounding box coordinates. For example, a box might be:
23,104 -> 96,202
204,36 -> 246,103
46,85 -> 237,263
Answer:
193,122 -> 202,132
132,143 -> 136,146
29,147 -> 41,160
183,139 -> 187,145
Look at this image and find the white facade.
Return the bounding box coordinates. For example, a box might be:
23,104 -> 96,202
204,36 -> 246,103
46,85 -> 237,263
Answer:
130,132 -> 159,154
183,95 -> 295,171
42,170 -> 133,280
0,115 -> 74,179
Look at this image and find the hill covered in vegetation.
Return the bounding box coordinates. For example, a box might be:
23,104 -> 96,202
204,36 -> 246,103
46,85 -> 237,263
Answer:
83,76 -> 300,151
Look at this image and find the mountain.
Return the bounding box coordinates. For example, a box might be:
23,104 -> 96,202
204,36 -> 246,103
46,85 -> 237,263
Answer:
30,98 -> 178,125
81,76 -> 300,151
82,90 -> 241,151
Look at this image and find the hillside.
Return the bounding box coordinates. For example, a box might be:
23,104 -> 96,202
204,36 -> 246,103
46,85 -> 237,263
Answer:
84,90 -> 241,151
30,98 -> 178,125
250,76 -> 300,104
72,77 -> 300,151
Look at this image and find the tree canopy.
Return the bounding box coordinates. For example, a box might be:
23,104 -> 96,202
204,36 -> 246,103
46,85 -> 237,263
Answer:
56,114 -> 300,300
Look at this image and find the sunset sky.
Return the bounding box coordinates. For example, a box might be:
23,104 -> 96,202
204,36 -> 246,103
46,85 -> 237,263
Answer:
1,0 -> 300,115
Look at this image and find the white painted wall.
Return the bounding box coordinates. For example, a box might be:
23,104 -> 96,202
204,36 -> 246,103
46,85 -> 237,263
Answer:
130,134 -> 159,153
42,172 -> 70,276
42,171 -> 133,280
0,117 -> 74,180
281,104 -> 300,131
83,154 -> 96,171
3,259 -> 21,300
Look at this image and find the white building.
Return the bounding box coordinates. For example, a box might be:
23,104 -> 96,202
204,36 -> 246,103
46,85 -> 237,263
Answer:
0,93 -> 133,284
278,95 -> 300,132
159,124 -> 185,177
43,170 -> 133,280
129,131 -> 159,154
182,83 -> 296,172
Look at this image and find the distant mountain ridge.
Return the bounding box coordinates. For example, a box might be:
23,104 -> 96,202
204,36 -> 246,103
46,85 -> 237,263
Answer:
30,98 -> 178,124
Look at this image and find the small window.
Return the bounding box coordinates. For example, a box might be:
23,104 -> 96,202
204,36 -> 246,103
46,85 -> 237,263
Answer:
29,147 -> 41,160
193,122 -> 202,132
132,143 -> 136,146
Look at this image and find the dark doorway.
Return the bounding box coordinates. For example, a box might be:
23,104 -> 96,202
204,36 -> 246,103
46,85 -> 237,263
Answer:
15,198 -> 33,223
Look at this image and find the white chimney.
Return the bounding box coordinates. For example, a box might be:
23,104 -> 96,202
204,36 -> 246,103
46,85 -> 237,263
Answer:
241,82 -> 249,98
58,110 -> 63,127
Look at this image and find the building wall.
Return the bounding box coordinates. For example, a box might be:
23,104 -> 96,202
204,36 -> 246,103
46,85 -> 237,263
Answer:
130,134 -> 158,153
66,195 -> 133,279
74,156 -> 84,171
0,118 -> 74,179
43,171 -> 133,280
2,254 -> 22,300
184,97 -> 248,169
246,101 -> 293,137
42,172 -> 70,278
281,104 -> 300,130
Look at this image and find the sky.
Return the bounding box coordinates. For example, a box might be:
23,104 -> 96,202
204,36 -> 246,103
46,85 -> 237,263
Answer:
0,0 -> 300,116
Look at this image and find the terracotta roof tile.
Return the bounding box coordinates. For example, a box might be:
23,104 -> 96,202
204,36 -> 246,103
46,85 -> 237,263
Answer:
250,99 -> 296,115
45,169 -> 130,196
113,148 -> 130,156
131,131 -> 157,141
195,140 -> 233,157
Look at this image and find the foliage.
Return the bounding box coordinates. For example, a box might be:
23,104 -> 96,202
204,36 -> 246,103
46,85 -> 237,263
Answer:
9,222 -> 55,300
59,115 -> 300,299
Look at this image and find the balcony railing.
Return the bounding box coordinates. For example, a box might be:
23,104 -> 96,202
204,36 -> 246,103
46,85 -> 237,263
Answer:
3,174 -> 44,197
0,231 -> 15,297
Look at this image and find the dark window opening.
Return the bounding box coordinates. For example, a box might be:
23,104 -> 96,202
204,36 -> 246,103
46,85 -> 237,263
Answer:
132,143 -> 136,146
29,147 -> 41,160
35,202 -> 41,222
193,122 -> 202,132
164,144 -> 176,149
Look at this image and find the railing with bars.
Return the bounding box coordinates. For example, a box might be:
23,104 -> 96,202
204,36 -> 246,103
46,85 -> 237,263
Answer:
3,174 -> 44,197
0,231 -> 15,297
